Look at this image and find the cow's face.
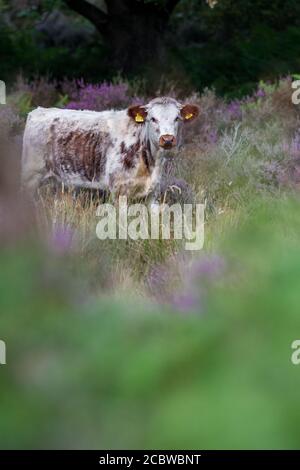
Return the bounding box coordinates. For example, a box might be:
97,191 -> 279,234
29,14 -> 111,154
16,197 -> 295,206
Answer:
128,98 -> 199,150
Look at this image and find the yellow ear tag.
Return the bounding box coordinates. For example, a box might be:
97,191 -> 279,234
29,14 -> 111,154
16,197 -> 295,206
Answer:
185,112 -> 194,120
135,113 -> 144,123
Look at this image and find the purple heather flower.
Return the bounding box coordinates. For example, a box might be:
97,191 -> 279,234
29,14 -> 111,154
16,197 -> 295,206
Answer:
255,88 -> 266,99
171,291 -> 201,313
65,80 -> 142,111
147,263 -> 171,300
147,254 -> 226,313
288,134 -> 300,158
190,255 -> 225,281
202,124 -> 219,144
208,128 -> 218,144
50,225 -> 74,255
226,101 -> 243,120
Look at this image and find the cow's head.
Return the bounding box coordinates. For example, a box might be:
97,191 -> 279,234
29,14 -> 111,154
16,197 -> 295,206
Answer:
128,97 -> 199,150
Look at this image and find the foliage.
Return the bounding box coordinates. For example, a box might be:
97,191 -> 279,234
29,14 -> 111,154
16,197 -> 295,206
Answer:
2,69 -> 300,448
0,25 -> 109,85
1,190 -> 300,449
174,0 -> 300,96
6,76 -> 145,118
66,80 -> 143,111
1,1 -> 300,96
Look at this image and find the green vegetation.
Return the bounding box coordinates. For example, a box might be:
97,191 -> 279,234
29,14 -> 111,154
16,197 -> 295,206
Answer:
1,197 -> 300,449
1,76 -> 300,448
2,1 -> 300,97
1,0 -> 300,449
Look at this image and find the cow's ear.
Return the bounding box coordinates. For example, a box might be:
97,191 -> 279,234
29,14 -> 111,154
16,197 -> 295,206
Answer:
181,104 -> 199,122
128,105 -> 147,124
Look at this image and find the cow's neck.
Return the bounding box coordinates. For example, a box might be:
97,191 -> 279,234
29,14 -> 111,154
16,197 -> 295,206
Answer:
140,135 -> 168,170
137,124 -> 173,180
142,138 -> 173,191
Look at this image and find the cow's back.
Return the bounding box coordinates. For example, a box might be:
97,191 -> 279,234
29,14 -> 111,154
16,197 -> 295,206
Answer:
22,107 -> 129,189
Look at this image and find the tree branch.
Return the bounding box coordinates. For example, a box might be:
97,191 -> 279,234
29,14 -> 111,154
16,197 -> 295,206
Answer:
63,0 -> 109,32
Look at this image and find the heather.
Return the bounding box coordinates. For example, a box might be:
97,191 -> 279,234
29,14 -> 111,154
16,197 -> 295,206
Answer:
1,76 -> 300,448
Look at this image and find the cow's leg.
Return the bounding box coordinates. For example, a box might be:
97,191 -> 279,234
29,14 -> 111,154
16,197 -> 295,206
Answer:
21,170 -> 45,198
21,139 -> 47,197
110,175 -> 150,201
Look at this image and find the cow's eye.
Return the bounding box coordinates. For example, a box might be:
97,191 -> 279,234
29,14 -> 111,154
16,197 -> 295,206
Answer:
175,116 -> 180,122
151,117 -> 157,123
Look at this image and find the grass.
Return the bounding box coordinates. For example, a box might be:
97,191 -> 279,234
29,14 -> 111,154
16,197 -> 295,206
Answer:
1,77 -> 300,448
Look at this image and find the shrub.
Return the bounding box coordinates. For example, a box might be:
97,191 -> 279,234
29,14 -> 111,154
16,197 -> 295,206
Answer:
8,76 -> 63,116
65,80 -> 143,111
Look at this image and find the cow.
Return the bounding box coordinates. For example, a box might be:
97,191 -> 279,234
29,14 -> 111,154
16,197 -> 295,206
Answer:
21,97 -> 199,202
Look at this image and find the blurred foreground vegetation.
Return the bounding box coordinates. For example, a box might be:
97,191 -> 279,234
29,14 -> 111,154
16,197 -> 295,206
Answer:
1,197 -> 300,449
1,75 -> 300,448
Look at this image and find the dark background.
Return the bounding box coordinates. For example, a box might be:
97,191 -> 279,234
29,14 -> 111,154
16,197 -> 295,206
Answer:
1,0 -> 300,97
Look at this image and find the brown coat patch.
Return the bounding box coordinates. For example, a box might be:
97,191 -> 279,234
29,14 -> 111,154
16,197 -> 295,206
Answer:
141,142 -> 155,172
50,126 -> 111,181
136,152 -> 150,178
121,140 -> 141,170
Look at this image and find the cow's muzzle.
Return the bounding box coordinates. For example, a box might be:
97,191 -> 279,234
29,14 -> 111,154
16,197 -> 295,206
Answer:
159,134 -> 176,149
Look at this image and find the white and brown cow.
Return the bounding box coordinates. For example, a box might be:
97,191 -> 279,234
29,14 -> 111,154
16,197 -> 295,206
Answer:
21,97 -> 199,201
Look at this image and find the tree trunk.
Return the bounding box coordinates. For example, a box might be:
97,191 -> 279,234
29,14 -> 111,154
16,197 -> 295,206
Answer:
106,14 -> 167,74
64,0 -> 179,74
